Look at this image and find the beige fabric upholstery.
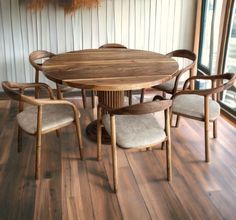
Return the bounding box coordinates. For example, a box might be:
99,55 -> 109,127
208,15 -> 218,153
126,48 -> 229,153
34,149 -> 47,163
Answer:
17,104 -> 74,134
172,94 -> 221,121
154,78 -> 184,92
102,114 -> 166,149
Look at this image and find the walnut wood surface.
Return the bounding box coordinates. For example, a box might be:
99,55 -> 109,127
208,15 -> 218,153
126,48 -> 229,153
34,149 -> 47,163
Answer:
43,49 -> 179,91
1,96 -> 236,219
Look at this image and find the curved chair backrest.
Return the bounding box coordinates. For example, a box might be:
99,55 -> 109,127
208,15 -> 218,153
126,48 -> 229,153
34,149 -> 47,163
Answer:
166,49 -> 196,61
218,73 -> 236,92
165,49 -> 197,94
2,81 -> 39,106
104,99 -> 172,116
99,43 -> 127,49
166,49 -> 196,74
29,50 -> 55,71
182,73 -> 236,97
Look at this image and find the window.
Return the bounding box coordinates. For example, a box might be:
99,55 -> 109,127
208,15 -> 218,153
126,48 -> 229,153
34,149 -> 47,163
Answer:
198,0 -> 223,74
198,0 -> 236,117
221,1 -> 236,115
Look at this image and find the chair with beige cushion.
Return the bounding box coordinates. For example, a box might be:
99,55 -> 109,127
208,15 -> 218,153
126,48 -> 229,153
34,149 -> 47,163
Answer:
99,43 -> 127,49
170,73 -> 236,162
141,49 -> 196,103
29,50 -> 90,109
97,99 -> 172,193
2,81 -> 83,179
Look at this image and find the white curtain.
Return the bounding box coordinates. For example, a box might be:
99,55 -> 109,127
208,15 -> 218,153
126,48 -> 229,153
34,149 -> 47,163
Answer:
0,0 -> 197,85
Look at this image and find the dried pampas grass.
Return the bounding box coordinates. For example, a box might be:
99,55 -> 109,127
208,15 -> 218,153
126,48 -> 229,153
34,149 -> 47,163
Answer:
20,0 -> 100,13
59,0 -> 100,13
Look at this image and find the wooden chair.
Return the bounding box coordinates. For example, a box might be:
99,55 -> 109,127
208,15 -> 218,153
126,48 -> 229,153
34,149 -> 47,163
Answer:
29,50 -> 90,109
170,73 -> 236,162
99,43 -> 133,105
2,81 -> 83,179
140,49 -> 196,102
97,99 -> 172,193
99,43 -> 127,49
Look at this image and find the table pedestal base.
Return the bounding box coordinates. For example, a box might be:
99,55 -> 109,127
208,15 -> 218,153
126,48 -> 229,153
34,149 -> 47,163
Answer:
86,91 -> 125,144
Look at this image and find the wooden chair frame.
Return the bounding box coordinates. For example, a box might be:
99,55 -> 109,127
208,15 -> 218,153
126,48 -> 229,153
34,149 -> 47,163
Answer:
99,43 -> 127,49
97,99 -> 172,193
141,49 -> 196,103
29,50 -> 93,109
2,81 -> 83,179
171,73 -> 236,162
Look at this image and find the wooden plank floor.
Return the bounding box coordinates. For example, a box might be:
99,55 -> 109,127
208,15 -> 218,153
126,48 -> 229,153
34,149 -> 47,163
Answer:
0,95 -> 236,220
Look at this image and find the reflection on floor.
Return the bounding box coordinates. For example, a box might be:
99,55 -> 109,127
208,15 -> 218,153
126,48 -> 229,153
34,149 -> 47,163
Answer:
0,94 -> 235,220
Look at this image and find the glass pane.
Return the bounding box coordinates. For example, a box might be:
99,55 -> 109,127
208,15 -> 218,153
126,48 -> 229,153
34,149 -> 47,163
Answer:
199,0 -> 223,73
222,1 -> 236,114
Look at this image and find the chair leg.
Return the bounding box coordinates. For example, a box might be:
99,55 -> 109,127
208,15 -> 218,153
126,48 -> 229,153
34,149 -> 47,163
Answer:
18,126 -> 22,152
35,133 -> 42,180
56,84 -> 63,99
75,117 -> 83,160
170,111 -> 175,127
161,142 -> 165,150
165,108 -> 172,181
175,115 -> 181,127
35,70 -> 40,98
140,89 -> 145,103
82,89 -> 87,109
54,88 -> 62,137
128,90 -> 132,106
56,129 -> 60,137
110,115 -> 118,193
213,120 -> 217,138
204,119 -> 210,162
170,113 -> 180,128
97,106 -> 102,161
91,90 -> 95,109
163,91 -> 166,98
166,140 -> 172,181
204,97 -> 210,162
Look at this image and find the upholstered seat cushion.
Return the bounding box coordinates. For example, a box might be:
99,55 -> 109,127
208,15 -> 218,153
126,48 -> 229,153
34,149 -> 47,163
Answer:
153,78 -> 184,92
102,114 -> 166,149
172,94 -> 220,121
17,104 -> 74,134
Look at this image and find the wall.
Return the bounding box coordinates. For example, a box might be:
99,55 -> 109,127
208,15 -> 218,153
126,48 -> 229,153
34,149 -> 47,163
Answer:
0,0 -> 197,84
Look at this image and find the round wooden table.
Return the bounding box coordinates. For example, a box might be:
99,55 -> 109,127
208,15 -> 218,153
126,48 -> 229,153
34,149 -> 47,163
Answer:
43,48 -> 179,142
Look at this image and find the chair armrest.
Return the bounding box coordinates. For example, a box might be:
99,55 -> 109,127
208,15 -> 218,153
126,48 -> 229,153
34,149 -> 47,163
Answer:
99,100 -> 172,115
172,88 -> 218,99
8,82 -> 55,99
37,99 -> 80,117
182,74 -> 225,90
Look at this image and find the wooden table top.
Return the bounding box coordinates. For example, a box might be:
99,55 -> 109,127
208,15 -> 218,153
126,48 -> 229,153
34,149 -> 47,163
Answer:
43,49 -> 179,91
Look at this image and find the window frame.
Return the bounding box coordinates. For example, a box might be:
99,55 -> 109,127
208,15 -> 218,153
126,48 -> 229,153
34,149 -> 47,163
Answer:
198,0 -> 236,118
198,0 -> 211,75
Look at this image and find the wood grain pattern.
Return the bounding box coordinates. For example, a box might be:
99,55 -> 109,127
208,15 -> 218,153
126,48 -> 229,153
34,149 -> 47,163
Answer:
171,73 -> 236,162
152,49 -> 196,97
1,81 -> 83,179
97,99 -> 172,193
43,49 -> 179,91
0,93 -> 236,219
